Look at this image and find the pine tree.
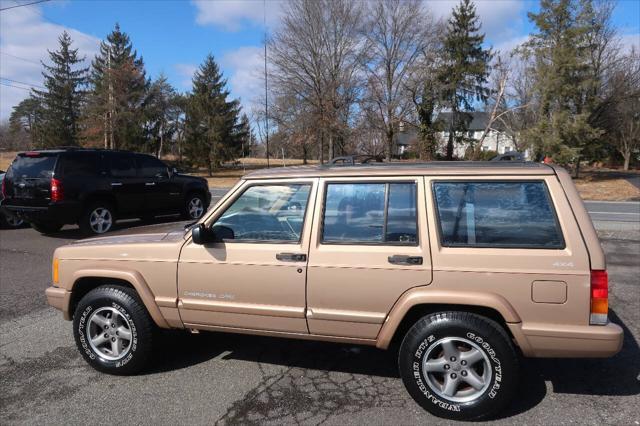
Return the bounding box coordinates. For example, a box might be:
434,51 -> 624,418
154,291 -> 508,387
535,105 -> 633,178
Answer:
87,24 -> 147,150
439,0 -> 492,160
9,96 -> 46,148
237,113 -> 253,158
31,31 -> 88,147
526,0 -> 604,176
185,54 -> 243,175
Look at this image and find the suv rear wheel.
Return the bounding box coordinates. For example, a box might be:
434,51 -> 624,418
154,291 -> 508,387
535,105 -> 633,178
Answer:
80,202 -> 115,235
182,193 -> 205,220
398,311 -> 519,421
31,221 -> 63,234
73,285 -> 153,375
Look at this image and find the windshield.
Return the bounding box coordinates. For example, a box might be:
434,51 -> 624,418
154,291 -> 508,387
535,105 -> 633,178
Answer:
7,154 -> 58,179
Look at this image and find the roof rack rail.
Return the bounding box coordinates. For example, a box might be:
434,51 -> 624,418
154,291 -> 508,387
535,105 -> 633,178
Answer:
329,155 -> 384,165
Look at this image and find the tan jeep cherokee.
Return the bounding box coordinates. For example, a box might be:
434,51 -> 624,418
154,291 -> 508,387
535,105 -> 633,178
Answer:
45,162 -> 623,420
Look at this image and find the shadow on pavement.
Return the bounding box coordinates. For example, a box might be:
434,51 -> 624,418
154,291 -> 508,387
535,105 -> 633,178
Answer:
144,308 -> 637,421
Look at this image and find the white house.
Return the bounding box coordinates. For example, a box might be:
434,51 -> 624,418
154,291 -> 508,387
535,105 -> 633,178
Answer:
396,112 -> 521,159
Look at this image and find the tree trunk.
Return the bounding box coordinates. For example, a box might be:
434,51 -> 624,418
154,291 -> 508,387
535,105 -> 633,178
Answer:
328,133 -> 334,161
573,155 -> 581,179
386,129 -> 394,161
623,152 -> 630,171
157,122 -> 164,158
446,128 -> 454,161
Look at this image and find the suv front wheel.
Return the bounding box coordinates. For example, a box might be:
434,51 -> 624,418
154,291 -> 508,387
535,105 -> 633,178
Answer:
80,202 -> 115,235
182,193 -> 206,220
398,311 -> 519,421
73,285 -> 154,375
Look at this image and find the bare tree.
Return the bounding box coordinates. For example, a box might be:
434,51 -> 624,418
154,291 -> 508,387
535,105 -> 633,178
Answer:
269,0 -> 365,163
361,0 -> 428,160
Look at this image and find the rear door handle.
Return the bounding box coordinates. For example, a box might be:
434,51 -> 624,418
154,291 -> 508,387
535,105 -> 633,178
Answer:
388,255 -> 423,265
276,253 -> 307,262
111,182 -> 123,187
145,182 -> 156,186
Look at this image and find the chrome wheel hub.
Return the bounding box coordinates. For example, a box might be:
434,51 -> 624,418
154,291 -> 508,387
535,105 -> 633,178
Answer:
86,307 -> 132,361
422,337 -> 492,403
188,197 -> 204,219
89,208 -> 113,233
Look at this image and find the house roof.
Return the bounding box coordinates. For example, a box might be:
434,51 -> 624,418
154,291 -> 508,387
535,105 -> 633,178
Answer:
244,161 -> 553,180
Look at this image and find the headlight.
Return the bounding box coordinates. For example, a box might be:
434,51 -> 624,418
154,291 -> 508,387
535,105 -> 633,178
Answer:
52,258 -> 59,285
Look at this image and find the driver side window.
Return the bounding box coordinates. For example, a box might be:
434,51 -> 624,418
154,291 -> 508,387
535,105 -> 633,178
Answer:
214,184 -> 311,243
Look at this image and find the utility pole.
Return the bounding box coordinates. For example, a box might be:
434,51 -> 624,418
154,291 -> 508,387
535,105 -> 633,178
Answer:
264,0 -> 270,168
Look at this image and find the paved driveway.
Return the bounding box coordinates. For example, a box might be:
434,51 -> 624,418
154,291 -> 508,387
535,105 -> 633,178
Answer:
0,200 -> 638,424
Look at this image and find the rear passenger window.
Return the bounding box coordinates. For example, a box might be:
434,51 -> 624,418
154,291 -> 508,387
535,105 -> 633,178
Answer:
433,181 -> 564,249
322,182 -> 417,244
60,153 -> 99,178
110,154 -> 136,178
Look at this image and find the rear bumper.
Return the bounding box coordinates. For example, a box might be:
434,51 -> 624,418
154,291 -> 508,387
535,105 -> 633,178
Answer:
45,286 -> 72,320
509,322 -> 624,358
3,202 -> 81,225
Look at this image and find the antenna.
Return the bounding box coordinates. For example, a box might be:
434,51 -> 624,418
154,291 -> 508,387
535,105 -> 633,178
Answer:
264,0 -> 270,168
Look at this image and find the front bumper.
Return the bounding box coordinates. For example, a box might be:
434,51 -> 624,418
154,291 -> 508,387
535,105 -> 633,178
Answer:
509,322 -> 624,358
45,286 -> 72,320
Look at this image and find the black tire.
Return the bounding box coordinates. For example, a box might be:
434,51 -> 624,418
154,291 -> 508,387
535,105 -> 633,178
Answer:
0,210 -> 24,229
398,311 -> 519,421
31,221 -> 63,234
181,192 -> 206,220
73,285 -> 154,375
80,201 -> 115,235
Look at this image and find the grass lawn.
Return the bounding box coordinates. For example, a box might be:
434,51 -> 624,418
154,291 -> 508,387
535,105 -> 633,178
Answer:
1,151 -> 638,201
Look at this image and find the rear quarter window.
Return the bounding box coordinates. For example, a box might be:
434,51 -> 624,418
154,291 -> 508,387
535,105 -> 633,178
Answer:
58,153 -> 100,178
433,181 -> 565,249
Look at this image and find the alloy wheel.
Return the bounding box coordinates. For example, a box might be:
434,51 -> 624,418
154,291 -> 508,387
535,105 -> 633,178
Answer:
188,197 -> 204,219
89,207 -> 113,234
86,306 -> 133,361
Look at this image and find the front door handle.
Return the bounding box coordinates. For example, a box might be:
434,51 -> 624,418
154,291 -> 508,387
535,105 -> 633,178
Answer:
276,252 -> 307,262
111,182 -> 123,187
145,182 -> 156,186
388,255 -> 423,265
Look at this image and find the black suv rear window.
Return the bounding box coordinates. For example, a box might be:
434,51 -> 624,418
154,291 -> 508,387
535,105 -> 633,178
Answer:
8,154 -> 58,179
433,181 -> 565,249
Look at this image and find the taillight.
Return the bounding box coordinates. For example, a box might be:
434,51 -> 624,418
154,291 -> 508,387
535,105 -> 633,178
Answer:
590,270 -> 608,325
51,178 -> 63,202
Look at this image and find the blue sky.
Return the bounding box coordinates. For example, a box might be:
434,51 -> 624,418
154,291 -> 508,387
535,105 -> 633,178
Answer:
1,0 -> 639,121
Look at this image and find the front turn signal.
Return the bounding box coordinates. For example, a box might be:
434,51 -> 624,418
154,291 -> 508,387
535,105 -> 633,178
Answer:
52,258 -> 59,285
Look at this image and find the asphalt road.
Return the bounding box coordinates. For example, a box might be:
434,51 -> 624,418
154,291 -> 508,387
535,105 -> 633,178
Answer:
1,205 -> 639,424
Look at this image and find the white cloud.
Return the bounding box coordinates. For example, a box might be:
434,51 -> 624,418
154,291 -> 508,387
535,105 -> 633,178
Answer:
0,5 -> 100,121
174,63 -> 198,90
620,33 -> 640,54
192,0 -> 283,32
221,45 -> 264,112
425,0 -> 528,46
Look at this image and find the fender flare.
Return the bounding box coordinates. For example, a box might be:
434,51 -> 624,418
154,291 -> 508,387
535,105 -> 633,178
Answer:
71,268 -> 170,328
375,288 -> 521,349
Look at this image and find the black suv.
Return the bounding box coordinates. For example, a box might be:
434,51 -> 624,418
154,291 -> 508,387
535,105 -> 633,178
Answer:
1,149 -> 211,235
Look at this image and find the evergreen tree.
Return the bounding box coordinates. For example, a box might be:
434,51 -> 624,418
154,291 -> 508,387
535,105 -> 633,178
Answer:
31,31 -> 88,147
9,96 -> 46,148
525,0 -> 604,175
237,113 -> 253,157
87,23 -> 148,150
185,54 -> 243,175
438,0 -> 492,160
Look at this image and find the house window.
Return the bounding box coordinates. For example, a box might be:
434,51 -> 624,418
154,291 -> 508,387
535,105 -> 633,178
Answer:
481,146 -> 489,152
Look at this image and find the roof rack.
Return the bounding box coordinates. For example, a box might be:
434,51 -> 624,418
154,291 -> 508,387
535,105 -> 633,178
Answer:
328,155 -> 384,165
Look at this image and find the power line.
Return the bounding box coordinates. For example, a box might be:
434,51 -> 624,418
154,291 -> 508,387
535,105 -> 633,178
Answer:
0,77 -> 45,90
0,81 -> 33,91
0,52 -> 42,66
13,0 -> 98,45
0,0 -> 50,12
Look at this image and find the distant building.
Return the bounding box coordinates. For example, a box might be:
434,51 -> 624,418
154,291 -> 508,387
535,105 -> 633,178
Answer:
395,112 -> 521,159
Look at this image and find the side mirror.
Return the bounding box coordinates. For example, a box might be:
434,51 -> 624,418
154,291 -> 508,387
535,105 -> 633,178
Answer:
191,223 -> 234,244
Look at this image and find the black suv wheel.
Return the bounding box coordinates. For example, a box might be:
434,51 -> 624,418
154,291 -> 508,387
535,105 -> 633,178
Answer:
398,311 -> 519,421
182,193 -> 206,220
80,202 -> 115,235
73,285 -> 154,375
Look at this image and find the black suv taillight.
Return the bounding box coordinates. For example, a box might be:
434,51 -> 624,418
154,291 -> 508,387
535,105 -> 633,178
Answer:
51,178 -> 63,202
